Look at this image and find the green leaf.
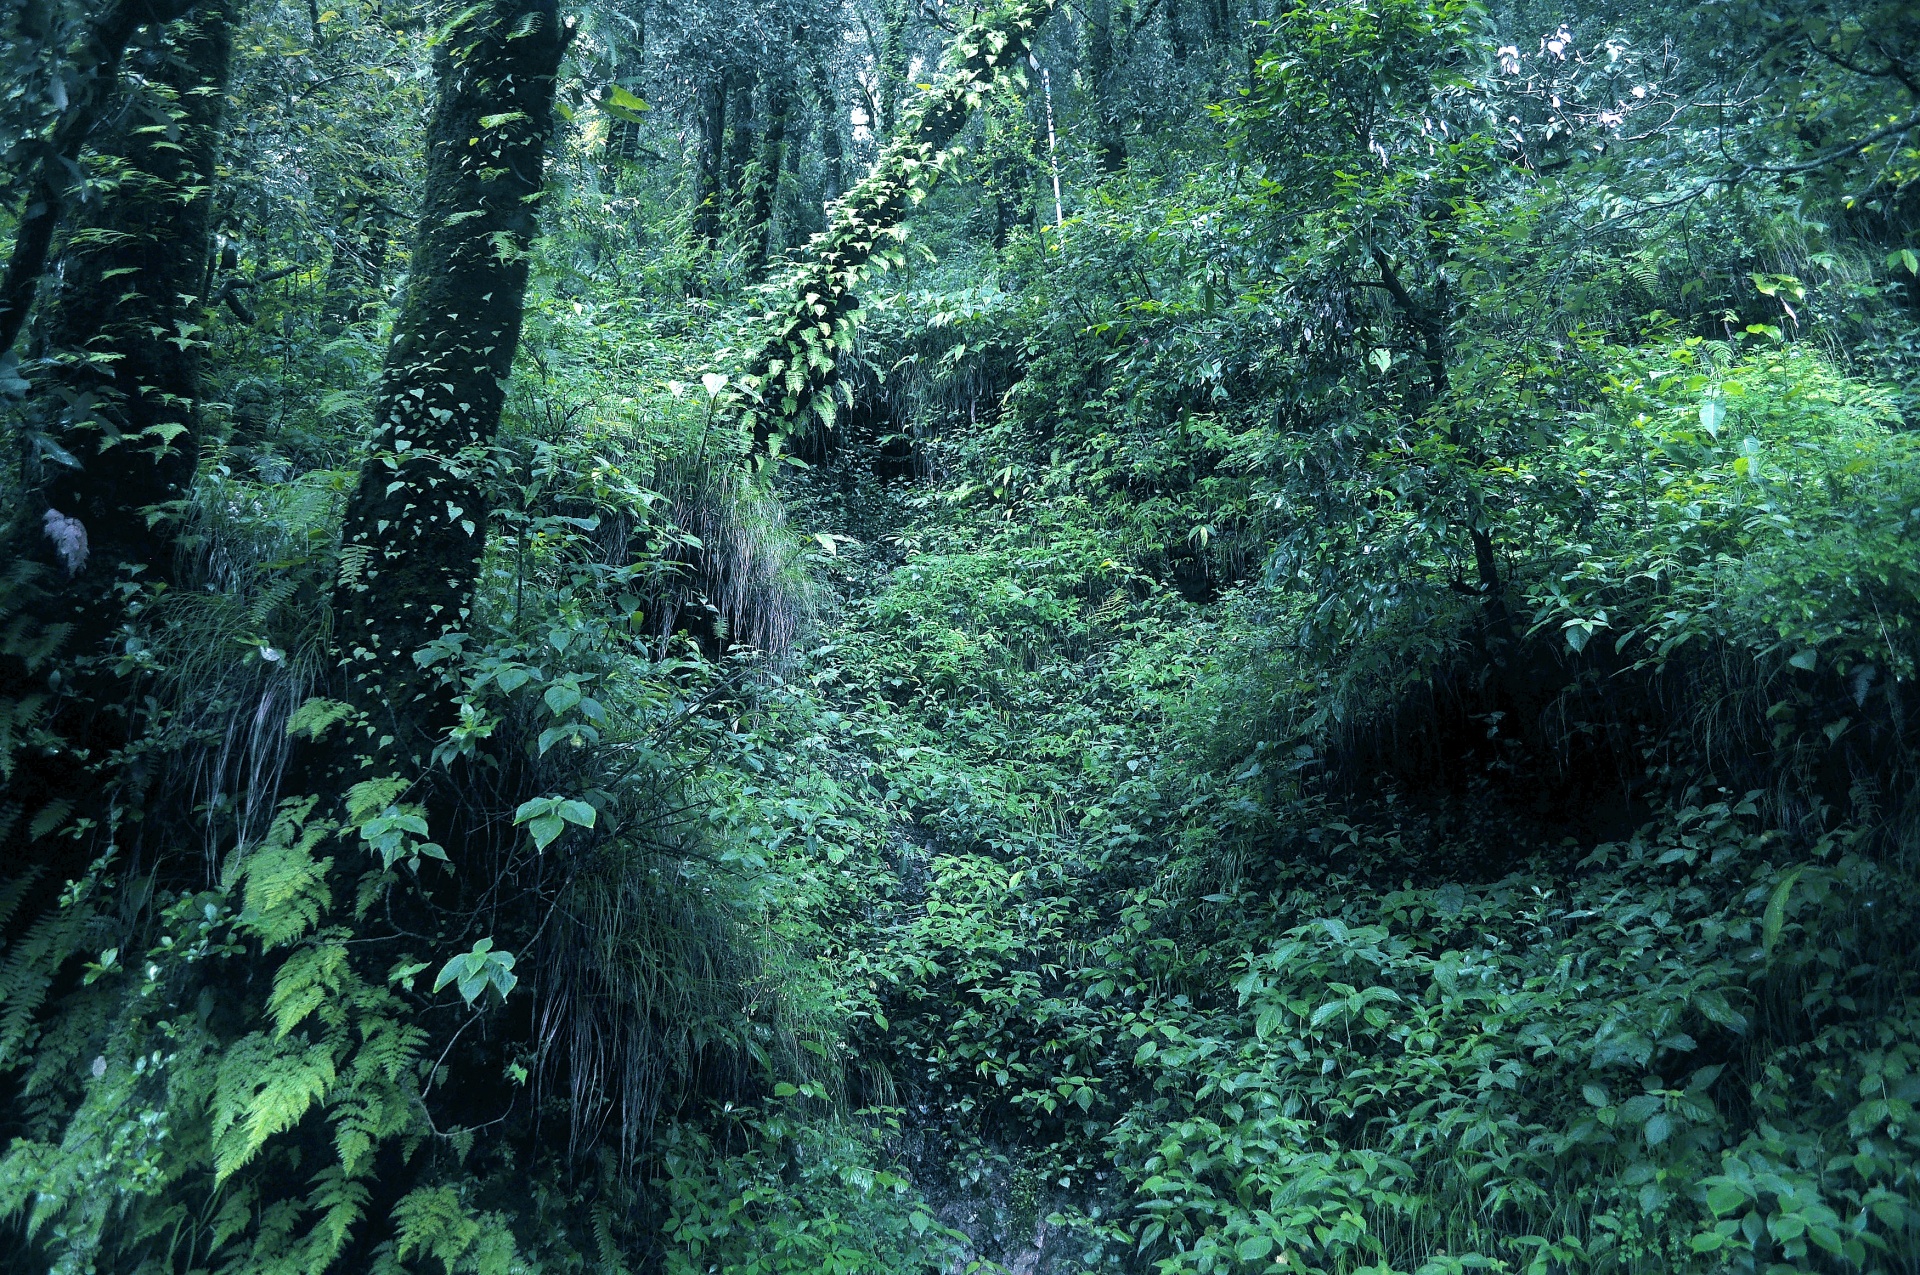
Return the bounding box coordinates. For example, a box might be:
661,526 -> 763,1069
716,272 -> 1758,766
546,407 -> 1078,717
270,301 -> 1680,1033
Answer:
1763,867 -> 1806,954
1236,1235 -> 1274,1261
434,938 -> 516,1006
286,697 -> 354,742
603,84 -> 650,122
1705,1183 -> 1748,1215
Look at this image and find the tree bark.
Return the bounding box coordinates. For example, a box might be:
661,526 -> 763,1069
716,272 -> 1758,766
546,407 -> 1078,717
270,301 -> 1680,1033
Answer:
745,69 -> 792,274
330,0 -> 569,768
692,74 -> 727,247
1086,2 -> 1126,173
722,70 -> 757,212
0,1 -> 233,845
807,51 -> 844,207
0,0 -> 203,358
875,0 -> 913,136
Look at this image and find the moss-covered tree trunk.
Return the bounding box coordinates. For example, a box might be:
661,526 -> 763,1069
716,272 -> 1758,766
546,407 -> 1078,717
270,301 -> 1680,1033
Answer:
874,0 -> 913,136
745,68 -> 791,274
330,0 -> 569,767
0,0 -> 202,357
734,0 -> 1057,455
692,74 -> 727,247
807,51 -> 843,207
0,2 -> 232,847
722,69 -> 757,217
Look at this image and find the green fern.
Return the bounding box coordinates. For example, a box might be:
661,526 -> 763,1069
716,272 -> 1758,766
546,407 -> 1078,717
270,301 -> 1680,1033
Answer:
211,1031 -> 337,1182
232,796 -> 335,950
268,938 -> 350,1038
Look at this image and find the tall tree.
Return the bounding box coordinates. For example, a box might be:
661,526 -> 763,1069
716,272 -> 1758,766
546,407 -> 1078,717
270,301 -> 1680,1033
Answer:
722,68 -> 757,213
806,45 -> 844,206
0,0 -> 233,840
331,0 -> 571,768
745,64 -> 793,272
0,0 -> 202,357
873,0 -> 913,136
692,73 -> 727,246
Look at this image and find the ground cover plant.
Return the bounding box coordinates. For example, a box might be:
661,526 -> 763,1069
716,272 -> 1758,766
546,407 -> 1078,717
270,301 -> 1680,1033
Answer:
0,0 -> 1916,1271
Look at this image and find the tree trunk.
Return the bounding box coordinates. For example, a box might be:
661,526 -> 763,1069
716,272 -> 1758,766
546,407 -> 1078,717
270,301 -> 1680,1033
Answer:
875,0 -> 912,136
0,0 -> 202,358
745,69 -> 792,274
734,0 -> 1057,453
330,0 -> 569,768
722,70 -> 757,213
807,52 -> 844,208
0,0 -> 232,845
692,74 -> 727,247
1086,3 -> 1126,173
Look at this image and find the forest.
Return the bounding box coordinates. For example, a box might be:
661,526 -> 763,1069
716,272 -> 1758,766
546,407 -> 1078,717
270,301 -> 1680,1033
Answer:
0,0 -> 1916,1270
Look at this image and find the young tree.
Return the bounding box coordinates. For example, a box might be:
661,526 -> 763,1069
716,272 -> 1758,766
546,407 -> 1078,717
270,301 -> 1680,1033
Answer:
331,0 -> 571,767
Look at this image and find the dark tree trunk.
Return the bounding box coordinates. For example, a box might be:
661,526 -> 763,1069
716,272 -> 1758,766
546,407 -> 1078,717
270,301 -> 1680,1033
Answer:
0,0 -> 201,358
807,52 -> 844,207
330,0 -> 569,769
1086,3 -> 1126,172
745,69 -> 792,274
722,70 -> 757,212
693,74 -> 727,246
0,1 -> 232,845
875,0 -> 912,136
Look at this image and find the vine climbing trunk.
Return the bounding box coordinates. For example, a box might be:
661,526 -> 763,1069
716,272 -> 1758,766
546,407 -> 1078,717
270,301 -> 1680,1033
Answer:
692,75 -> 726,248
807,50 -> 843,206
0,0 -> 203,358
331,0 -> 569,768
722,70 -> 756,212
0,1 -> 233,850
732,0 -> 1057,455
746,68 -> 792,274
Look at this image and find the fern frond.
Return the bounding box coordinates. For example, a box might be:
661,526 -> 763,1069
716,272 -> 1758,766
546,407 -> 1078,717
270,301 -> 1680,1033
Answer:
268,939 -> 350,1038
211,1032 -> 337,1182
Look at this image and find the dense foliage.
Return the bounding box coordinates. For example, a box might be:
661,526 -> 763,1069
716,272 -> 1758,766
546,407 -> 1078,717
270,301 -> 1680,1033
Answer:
0,0 -> 1916,1272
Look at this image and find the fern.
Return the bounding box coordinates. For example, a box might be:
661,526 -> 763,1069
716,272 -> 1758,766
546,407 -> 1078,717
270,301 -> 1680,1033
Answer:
210,1031 -> 337,1181
298,1163 -> 373,1270
268,938 -> 351,1038
0,866 -> 45,935
393,1185 -> 483,1272
0,899 -> 100,1069
233,796 -> 335,949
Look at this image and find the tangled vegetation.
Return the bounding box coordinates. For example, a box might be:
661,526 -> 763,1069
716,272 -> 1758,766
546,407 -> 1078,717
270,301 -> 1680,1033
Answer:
0,0 -> 1916,1272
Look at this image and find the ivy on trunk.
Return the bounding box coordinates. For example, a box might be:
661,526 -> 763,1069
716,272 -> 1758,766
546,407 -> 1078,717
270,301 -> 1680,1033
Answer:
331,0 -> 570,767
